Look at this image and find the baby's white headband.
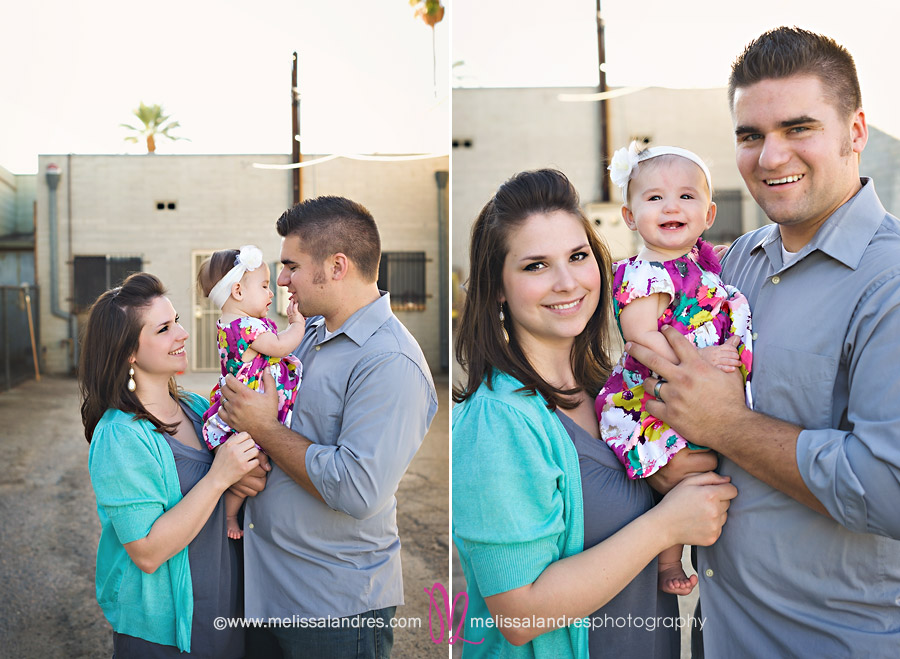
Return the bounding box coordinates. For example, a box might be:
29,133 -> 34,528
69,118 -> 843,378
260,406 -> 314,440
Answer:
609,141 -> 712,201
207,245 -> 264,309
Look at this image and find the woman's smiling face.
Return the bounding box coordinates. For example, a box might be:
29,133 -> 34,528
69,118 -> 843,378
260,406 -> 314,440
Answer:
131,296 -> 188,379
500,209 -> 603,351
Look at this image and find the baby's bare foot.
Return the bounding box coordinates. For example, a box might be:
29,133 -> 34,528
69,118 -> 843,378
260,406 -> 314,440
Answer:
226,515 -> 243,540
659,561 -> 697,595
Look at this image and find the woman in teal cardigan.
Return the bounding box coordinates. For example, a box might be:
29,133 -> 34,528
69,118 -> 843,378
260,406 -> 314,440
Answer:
80,273 -> 265,656
452,169 -> 738,658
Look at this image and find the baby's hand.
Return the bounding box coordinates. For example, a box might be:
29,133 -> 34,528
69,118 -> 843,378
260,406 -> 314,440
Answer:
286,300 -> 305,325
699,336 -> 741,373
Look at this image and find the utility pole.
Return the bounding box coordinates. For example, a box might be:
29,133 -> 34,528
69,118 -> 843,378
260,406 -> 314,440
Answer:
291,51 -> 302,205
596,0 -> 610,202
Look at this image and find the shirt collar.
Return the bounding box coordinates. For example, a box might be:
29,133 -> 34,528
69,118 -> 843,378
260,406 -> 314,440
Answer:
313,291 -> 393,346
751,178 -> 885,271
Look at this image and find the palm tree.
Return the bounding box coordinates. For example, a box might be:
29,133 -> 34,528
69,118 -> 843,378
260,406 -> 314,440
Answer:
410,0 -> 444,26
121,102 -> 187,154
409,0 -> 445,95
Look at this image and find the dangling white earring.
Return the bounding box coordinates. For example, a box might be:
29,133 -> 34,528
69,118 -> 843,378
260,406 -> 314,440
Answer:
499,304 -> 510,344
127,366 -> 136,392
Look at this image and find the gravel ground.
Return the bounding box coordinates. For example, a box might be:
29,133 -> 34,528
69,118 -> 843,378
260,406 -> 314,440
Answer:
0,374 -> 449,658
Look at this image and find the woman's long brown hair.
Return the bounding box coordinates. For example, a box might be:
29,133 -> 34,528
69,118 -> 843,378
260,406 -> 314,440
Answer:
453,169 -> 614,410
79,272 -> 187,442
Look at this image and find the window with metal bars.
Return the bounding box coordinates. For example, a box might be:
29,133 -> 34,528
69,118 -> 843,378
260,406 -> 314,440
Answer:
377,251 -> 427,311
73,256 -> 143,312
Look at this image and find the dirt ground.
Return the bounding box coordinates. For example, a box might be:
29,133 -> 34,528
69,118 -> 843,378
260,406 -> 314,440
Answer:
0,374 -> 449,658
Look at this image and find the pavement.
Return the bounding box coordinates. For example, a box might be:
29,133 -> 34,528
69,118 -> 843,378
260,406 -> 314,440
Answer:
0,373 -> 449,658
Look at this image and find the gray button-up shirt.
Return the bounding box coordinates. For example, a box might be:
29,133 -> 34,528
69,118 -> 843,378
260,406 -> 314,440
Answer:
244,292 -> 438,619
699,179 -> 900,657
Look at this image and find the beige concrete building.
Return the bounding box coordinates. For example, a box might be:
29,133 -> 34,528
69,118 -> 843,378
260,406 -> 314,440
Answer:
35,153 -> 448,376
453,84 -> 900,284
451,86 -> 755,281
0,164 -> 36,285
451,86 -> 602,275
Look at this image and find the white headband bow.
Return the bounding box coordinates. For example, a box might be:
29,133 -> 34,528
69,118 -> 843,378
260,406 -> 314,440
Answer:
609,141 -> 712,201
207,245 -> 264,309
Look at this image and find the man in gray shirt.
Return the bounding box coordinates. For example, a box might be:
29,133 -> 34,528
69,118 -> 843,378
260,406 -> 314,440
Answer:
629,27 -> 900,657
221,196 -> 438,658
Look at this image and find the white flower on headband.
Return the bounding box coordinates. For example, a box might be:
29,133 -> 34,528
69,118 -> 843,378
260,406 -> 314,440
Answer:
609,142 -> 641,190
236,245 -> 263,272
208,245 -> 265,308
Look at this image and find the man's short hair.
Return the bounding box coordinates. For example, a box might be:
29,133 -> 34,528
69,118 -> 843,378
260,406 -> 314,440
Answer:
728,26 -> 861,119
276,196 -> 381,282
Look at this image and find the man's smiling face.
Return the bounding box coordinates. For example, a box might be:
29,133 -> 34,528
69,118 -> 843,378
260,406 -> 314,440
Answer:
733,74 -> 867,248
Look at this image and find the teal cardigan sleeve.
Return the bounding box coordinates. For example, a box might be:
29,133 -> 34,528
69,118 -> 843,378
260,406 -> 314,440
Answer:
452,372 -> 584,597
451,374 -> 588,658
453,395 -> 569,596
90,418 -> 172,543
88,390 -> 209,652
90,391 -> 209,543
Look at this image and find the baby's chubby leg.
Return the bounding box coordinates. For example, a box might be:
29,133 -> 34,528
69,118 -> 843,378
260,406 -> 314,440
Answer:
224,490 -> 246,540
223,452 -> 269,539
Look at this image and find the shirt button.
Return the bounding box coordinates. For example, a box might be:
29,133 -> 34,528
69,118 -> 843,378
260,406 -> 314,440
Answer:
248,523 -> 254,530
771,275 -> 781,284
705,569 -> 714,578
752,332 -> 758,341
315,345 -> 321,351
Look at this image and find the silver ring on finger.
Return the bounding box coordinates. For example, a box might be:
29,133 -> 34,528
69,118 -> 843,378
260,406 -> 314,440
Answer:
653,377 -> 667,402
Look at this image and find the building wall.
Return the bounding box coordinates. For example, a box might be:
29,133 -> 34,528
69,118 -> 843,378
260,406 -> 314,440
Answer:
35,154 -> 447,375
451,87 -> 602,279
15,175 -> 36,233
0,165 -> 36,286
612,88 -> 900,225
299,156 -> 448,370
451,86 -> 783,279
1,166 -> 36,235
860,125 -> 900,217
0,252 -> 35,286
608,86 -> 769,233
0,165 -> 17,235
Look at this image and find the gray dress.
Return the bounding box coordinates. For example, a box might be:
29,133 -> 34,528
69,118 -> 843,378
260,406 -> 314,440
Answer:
556,411 -> 679,659
113,403 -> 244,658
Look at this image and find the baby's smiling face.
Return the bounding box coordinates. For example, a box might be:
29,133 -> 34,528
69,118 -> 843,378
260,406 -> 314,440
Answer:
623,156 -> 716,260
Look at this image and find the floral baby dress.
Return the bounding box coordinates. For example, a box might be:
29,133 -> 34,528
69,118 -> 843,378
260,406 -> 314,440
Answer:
202,316 -> 302,450
595,239 -> 753,479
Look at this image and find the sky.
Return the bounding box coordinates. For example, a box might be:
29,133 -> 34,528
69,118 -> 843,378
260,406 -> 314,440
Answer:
452,0 -> 900,139
0,0 -> 450,174
5,1 -> 898,176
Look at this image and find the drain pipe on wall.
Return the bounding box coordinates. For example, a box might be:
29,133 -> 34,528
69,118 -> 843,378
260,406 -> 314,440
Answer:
435,170 -> 449,371
45,163 -> 74,373
67,155 -> 78,369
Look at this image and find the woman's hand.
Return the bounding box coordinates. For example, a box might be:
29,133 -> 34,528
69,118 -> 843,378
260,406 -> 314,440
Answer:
655,471 -> 737,548
229,452 -> 271,498
483,469 -> 737,646
125,433 -> 261,574
208,432 -> 260,491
